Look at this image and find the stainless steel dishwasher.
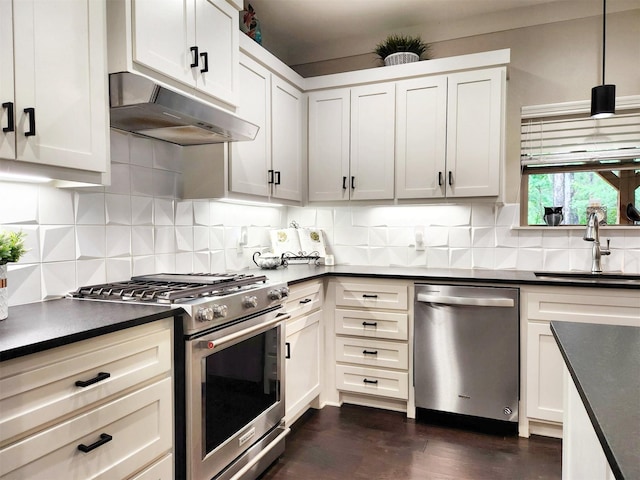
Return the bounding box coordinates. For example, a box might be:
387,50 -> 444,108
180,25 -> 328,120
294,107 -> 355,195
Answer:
414,284 -> 519,424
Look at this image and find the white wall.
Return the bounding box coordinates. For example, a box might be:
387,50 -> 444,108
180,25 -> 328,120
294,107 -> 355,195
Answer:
0,131 -> 286,307
287,205 -> 640,273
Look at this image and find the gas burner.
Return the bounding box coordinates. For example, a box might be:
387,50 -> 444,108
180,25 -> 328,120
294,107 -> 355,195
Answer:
71,272 -> 268,304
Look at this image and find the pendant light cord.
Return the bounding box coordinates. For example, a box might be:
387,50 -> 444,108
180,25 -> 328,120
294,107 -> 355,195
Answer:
602,0 -> 606,85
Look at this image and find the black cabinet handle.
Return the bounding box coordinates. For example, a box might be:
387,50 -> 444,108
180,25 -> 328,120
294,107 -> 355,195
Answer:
362,294 -> 378,298
274,171 -> 281,185
77,433 -> 112,453
362,321 -> 377,327
190,46 -> 199,67
299,298 -> 312,304
75,372 -> 110,388
2,102 -> 14,132
362,350 -> 378,355
24,107 -> 35,137
438,171 -> 443,186
448,171 -> 453,186
351,176 -> 355,189
200,52 -> 209,73
285,342 -> 291,359
342,176 -> 347,190
268,169 -> 274,184
363,378 -> 378,385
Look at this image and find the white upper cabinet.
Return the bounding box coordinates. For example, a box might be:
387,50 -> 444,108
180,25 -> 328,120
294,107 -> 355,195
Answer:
445,68 -> 504,198
229,54 -> 303,202
109,0 -> 239,106
307,50 -> 509,203
396,68 -> 505,199
395,76 -> 448,199
271,76 -> 303,201
349,83 -> 395,200
308,89 -> 350,202
0,0 -> 109,179
229,56 -> 271,197
308,84 -> 395,202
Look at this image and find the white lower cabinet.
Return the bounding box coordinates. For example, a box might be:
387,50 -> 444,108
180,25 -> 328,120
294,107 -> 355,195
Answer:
0,378 -> 172,479
284,280 -> 323,425
331,278 -> 410,406
0,319 -> 174,479
522,286 -> 640,437
562,367 -> 616,480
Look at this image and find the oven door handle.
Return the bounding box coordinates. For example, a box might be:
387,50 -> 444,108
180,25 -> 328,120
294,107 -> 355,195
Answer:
212,313 -> 291,350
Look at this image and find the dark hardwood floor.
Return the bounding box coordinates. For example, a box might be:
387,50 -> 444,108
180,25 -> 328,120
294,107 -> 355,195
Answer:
260,405 -> 562,480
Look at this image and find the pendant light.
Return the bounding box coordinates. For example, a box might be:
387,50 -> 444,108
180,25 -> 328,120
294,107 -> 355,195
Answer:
591,0 -> 615,118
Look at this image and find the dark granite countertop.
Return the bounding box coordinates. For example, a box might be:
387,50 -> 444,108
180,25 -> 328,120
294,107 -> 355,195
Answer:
551,322 -> 640,480
256,264 -> 640,290
1,266 -> 637,362
0,298 -> 178,361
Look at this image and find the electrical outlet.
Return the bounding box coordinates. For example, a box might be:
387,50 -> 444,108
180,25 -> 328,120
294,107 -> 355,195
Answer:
415,227 -> 425,251
237,226 -> 248,253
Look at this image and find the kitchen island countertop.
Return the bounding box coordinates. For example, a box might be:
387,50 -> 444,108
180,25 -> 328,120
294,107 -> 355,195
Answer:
551,321 -> 640,480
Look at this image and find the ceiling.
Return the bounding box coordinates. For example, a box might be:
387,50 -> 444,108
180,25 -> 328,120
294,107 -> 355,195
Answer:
244,0 -> 639,66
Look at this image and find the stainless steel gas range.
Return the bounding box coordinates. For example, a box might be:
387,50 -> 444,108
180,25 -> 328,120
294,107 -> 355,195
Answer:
72,272 -> 291,480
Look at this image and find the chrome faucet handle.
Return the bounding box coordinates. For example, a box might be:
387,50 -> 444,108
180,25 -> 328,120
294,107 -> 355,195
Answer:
602,238 -> 611,255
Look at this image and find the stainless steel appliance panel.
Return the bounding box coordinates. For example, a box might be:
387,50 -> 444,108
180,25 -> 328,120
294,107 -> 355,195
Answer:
414,284 -> 519,422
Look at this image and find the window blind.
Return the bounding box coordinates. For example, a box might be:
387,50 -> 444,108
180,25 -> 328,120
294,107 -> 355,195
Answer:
521,109 -> 640,168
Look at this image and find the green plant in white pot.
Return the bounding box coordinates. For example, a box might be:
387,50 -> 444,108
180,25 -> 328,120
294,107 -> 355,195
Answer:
0,231 -> 26,320
374,34 -> 431,66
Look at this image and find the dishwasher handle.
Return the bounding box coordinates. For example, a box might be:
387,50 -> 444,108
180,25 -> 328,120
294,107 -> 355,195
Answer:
416,293 -> 514,308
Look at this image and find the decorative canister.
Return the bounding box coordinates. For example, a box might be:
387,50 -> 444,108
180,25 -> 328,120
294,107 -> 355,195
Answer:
0,264 -> 7,320
384,52 -> 420,66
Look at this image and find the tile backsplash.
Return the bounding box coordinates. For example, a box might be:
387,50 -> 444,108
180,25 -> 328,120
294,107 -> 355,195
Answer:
1,131 -> 639,307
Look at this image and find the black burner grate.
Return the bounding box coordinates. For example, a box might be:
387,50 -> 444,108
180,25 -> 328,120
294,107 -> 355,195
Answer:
71,273 -> 267,304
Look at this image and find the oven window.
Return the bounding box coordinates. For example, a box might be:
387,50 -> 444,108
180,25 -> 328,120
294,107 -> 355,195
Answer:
203,328 -> 279,454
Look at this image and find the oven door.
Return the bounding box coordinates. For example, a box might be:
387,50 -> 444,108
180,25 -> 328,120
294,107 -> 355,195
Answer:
186,307 -> 288,480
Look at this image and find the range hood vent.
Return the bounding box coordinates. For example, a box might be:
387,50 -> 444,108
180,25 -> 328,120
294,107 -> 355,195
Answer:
109,72 -> 259,146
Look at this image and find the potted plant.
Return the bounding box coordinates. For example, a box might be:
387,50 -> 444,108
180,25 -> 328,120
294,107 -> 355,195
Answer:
374,34 -> 431,66
0,230 -> 26,320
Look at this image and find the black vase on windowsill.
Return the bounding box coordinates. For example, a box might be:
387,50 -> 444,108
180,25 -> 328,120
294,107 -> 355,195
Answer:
543,207 -> 563,226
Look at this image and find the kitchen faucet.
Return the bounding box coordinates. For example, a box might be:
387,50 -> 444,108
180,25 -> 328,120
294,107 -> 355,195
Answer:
583,212 -> 611,273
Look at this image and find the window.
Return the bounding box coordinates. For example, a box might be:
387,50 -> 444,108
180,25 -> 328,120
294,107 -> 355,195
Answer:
520,100 -> 640,226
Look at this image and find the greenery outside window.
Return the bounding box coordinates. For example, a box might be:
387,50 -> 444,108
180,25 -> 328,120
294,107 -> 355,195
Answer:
520,101 -> 640,226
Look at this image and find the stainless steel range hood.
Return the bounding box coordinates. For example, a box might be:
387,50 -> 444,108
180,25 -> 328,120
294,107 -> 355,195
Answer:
108,72 -> 259,146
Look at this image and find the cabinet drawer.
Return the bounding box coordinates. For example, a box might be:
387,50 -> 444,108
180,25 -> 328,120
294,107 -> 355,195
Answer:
0,377 -> 172,479
335,308 -> 408,340
285,281 -> 323,321
335,281 -> 408,310
335,365 -> 408,400
335,337 -> 408,370
130,453 -> 173,480
0,320 -> 172,444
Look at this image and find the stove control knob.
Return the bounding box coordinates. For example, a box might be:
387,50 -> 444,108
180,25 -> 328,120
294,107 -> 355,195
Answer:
243,295 -> 258,309
211,304 -> 228,318
196,307 -> 214,323
279,286 -> 290,298
267,289 -> 282,301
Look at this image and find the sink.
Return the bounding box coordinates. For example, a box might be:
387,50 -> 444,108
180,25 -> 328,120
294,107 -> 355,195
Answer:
534,271 -> 640,282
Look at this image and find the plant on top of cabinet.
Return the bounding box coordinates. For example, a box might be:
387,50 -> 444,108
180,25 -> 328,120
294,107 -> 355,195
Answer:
374,34 -> 431,66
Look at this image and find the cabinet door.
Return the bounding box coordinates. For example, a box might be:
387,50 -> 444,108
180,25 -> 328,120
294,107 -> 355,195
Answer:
526,321 -> 564,423
0,0 -> 15,160
132,0 -> 195,88
446,68 -> 504,197
285,311 -> 321,424
194,0 -> 238,105
308,88 -> 350,201
350,83 -> 395,200
229,56 -> 271,197
12,0 -> 108,172
271,76 -> 302,202
395,76 -> 447,199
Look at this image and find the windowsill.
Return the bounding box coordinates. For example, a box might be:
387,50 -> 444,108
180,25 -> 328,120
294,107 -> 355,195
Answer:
512,225 -> 639,231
